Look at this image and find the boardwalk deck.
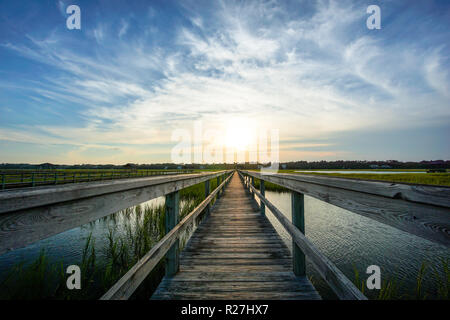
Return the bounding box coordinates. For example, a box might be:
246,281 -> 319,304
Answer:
151,172 -> 321,300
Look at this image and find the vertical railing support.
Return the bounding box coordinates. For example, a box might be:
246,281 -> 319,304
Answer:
260,179 -> 265,215
292,191 -> 306,276
205,179 -> 211,215
251,176 -> 255,199
217,176 -> 221,198
165,190 -> 180,276
1,174 -> 5,190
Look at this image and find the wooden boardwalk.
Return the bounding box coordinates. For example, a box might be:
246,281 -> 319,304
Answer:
4,169 -> 447,300
151,172 -> 321,300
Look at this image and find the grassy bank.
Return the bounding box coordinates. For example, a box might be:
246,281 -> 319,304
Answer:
272,170 -> 450,186
0,168 -> 198,189
252,178 -> 289,192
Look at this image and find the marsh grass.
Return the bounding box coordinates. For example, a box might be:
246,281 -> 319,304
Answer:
352,259 -> 449,300
253,178 -> 288,192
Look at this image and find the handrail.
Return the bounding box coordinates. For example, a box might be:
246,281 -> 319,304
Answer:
240,170 -> 450,247
101,172 -> 233,300
240,172 -> 366,300
0,169 -> 195,190
0,170 -> 232,254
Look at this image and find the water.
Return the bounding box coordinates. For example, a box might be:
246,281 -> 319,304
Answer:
257,191 -> 449,299
295,170 -> 426,174
1,190 -> 448,299
0,196 -> 168,277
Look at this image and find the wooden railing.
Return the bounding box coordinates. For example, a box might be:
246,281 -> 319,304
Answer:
0,169 -> 195,190
101,171 -> 233,300
0,169 -> 232,299
0,170 -> 232,255
238,170 -> 450,300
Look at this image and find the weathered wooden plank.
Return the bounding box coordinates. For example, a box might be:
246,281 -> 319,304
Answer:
292,191 -> 306,276
154,280 -> 316,292
0,171 -> 230,214
179,264 -> 292,273
165,190 -> 179,276
182,247 -> 289,253
181,252 -> 289,258
244,170 -> 450,207
180,259 -> 292,266
241,170 -> 450,247
151,290 -> 320,300
167,271 -> 297,282
152,276 -> 320,300
0,171 -> 232,254
186,243 -> 288,250
190,234 -> 279,239
187,239 -> 286,245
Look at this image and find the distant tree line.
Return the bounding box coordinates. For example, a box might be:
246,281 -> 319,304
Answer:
276,160 -> 450,170
0,160 -> 448,171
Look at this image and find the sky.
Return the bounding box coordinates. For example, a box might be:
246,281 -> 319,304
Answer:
0,0 -> 449,164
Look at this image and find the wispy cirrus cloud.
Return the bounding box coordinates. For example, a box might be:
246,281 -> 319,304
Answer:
0,0 -> 449,163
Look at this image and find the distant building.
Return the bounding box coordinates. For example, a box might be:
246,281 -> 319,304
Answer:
370,165 -> 379,169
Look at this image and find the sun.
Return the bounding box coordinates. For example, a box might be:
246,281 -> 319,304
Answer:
224,119 -> 255,151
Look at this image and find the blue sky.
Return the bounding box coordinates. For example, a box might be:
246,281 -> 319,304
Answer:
0,0 -> 449,164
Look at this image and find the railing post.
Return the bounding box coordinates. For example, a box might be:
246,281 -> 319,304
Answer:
165,190 -> 180,277
251,176 -> 255,199
205,179 -> 210,215
260,179 -> 265,215
292,191 -> 306,276
31,173 -> 35,187
217,176 -> 221,198
1,174 -> 5,190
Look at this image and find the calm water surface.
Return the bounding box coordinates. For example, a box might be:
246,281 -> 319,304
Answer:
295,170 -> 426,174
258,191 -> 449,299
0,196 -> 167,277
1,190 -> 448,299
